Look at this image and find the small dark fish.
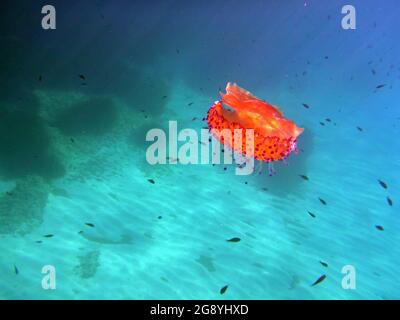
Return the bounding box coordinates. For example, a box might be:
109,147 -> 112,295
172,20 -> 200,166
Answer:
357,126 -> 363,132
14,265 -> 19,275
311,274 -> 326,286
319,261 -> 328,267
302,103 -> 310,109
375,225 -> 384,231
38,75 -> 42,82
387,197 -> 393,206
79,74 -> 86,80
192,117 -> 197,121
148,179 -> 155,184
176,49 -> 180,54
319,122 -> 325,126
36,240 -> 43,244
376,84 -> 386,89
167,156 -> 179,163
162,95 -> 168,99
299,174 -> 309,181
325,118 -> 331,122
308,211 -> 316,218
158,216 -> 162,219
6,191 -> 13,196
378,180 -> 387,189
70,138 -> 75,143
43,234 -> 54,238
220,285 -> 229,295
371,69 -> 376,75
319,198 -> 327,205
187,102 -> 194,106
85,223 -> 95,228
324,56 -> 329,59
227,237 -> 241,243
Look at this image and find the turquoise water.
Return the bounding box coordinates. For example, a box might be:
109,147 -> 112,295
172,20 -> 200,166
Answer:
0,0 -> 399,299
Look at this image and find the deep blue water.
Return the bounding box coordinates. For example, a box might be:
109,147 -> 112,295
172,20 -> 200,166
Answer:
0,0 -> 399,299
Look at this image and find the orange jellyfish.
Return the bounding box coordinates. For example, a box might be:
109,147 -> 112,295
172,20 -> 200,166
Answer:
207,83 -> 304,171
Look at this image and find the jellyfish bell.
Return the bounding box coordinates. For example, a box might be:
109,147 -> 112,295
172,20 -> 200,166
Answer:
207,82 -> 304,170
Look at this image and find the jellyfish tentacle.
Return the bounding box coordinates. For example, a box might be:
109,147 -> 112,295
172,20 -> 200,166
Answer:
268,162 -> 276,176
255,160 -> 263,175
